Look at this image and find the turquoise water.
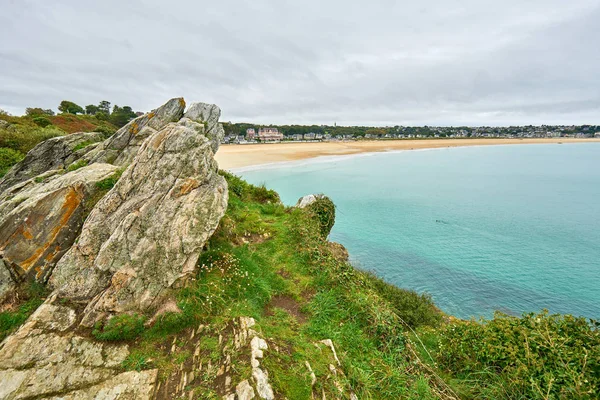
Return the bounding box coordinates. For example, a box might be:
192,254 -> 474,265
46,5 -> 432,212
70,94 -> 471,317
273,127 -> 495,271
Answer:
237,144 -> 600,320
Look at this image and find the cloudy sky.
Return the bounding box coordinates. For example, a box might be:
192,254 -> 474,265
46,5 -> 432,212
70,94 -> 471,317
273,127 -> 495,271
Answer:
1,0 -> 599,126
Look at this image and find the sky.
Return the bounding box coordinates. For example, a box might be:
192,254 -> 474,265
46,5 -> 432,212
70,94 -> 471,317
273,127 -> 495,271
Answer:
1,0 -> 600,126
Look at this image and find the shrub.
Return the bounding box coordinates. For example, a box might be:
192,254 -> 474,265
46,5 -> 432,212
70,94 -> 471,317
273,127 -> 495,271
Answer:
367,274 -> 441,328
306,196 -> 335,237
94,125 -> 116,136
92,313 -> 146,341
0,124 -> 64,154
0,147 -> 24,177
32,116 -> 52,127
435,311 -> 600,398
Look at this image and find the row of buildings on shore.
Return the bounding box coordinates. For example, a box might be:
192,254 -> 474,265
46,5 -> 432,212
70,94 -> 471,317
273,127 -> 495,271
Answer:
222,125 -> 600,144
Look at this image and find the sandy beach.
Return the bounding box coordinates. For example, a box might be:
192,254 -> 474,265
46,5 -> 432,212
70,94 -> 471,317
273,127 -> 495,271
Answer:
216,138 -> 600,170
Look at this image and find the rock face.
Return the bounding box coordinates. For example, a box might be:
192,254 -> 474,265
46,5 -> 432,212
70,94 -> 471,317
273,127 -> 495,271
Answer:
0,98 -> 228,399
86,98 -> 186,166
183,102 -> 225,153
50,118 -> 227,324
295,193 -> 327,208
0,163 -> 118,300
0,131 -> 105,193
0,297 -> 157,399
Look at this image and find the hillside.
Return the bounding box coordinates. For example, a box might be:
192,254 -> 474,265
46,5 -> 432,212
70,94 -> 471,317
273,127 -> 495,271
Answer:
0,99 -> 597,399
0,112 -> 117,177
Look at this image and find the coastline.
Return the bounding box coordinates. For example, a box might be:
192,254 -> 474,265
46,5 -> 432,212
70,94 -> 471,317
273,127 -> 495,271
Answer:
215,137 -> 600,170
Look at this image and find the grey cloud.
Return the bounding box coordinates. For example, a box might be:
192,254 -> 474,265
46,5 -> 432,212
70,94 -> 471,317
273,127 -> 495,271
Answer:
1,0 -> 599,126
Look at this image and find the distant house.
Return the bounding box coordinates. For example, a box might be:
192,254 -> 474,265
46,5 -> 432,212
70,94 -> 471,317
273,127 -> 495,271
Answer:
292,133 -> 303,141
595,132 -> 600,138
258,127 -> 283,141
304,132 -> 316,140
246,128 -> 256,140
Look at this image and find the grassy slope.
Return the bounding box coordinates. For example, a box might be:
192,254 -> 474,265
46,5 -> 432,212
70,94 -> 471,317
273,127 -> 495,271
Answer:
97,172 -> 446,399
1,170 -> 597,399
0,113 -> 117,177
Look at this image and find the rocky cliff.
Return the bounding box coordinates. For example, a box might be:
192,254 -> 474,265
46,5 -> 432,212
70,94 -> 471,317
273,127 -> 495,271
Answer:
0,100 -> 452,400
0,98 -> 229,399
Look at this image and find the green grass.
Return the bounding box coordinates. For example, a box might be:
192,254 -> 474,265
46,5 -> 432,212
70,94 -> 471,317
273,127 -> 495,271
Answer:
0,147 -> 24,178
0,283 -> 48,341
92,313 -> 146,341
116,171 -> 443,398
66,159 -> 88,172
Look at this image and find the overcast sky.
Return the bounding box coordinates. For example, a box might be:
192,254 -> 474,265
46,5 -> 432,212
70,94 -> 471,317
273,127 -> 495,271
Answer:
2,0 -> 600,126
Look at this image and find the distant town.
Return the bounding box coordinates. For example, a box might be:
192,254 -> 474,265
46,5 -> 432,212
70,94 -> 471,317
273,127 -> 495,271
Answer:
222,124 -> 600,144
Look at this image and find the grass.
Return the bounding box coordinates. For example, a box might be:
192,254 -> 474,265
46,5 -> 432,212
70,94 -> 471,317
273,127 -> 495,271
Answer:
92,313 -> 146,341
66,159 -> 88,172
116,171 -> 443,398
0,147 -> 24,178
0,283 -> 48,341
3,168 -> 592,398
0,112 -> 117,176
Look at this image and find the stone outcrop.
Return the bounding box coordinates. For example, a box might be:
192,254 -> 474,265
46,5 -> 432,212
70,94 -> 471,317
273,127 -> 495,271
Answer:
0,296 -> 157,399
50,115 -> 227,324
0,131 -> 105,192
0,163 -> 118,301
86,98 -> 186,166
295,193 -> 328,208
183,102 -> 225,153
0,98 -> 229,399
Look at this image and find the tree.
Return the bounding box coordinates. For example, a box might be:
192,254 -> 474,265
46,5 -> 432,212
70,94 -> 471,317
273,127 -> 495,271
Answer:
98,101 -> 111,115
58,100 -> 84,114
25,107 -> 55,116
109,105 -> 137,127
85,104 -> 99,115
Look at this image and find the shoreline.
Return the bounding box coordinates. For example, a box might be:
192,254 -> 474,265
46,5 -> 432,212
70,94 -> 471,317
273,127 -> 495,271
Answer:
215,138 -> 600,170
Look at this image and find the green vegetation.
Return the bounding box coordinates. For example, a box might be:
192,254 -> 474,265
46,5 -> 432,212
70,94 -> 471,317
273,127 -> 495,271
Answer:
0,108 -> 119,176
95,168 -> 124,191
58,100 -> 84,115
0,283 -> 47,341
413,311 -> 600,399
1,162 -> 595,398
66,159 -> 88,171
0,148 -> 24,178
117,172 -> 445,398
92,313 -> 146,341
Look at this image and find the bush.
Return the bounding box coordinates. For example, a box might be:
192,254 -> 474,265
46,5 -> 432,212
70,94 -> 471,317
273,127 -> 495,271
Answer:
94,125 -> 116,136
367,274 -> 441,328
92,313 -> 146,341
32,116 -> 52,127
0,124 -> 64,154
306,196 -> 335,237
0,147 -> 24,177
435,311 -> 600,398
220,170 -> 280,204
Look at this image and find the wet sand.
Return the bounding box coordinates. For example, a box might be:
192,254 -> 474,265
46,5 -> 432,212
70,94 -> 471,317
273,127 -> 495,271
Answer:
215,138 -> 600,170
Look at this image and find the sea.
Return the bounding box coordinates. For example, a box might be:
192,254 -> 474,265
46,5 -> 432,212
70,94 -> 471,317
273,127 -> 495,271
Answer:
235,143 -> 600,320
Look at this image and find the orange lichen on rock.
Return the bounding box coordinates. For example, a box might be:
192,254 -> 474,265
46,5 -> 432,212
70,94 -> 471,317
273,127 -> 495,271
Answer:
176,178 -> 200,197
129,121 -> 140,135
19,187 -> 82,272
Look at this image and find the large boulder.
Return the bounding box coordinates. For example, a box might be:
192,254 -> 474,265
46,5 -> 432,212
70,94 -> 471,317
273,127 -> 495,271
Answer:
184,102 -> 225,153
0,131 -> 105,193
0,163 -> 118,300
0,298 -> 157,399
86,97 -> 186,166
50,121 -> 228,324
